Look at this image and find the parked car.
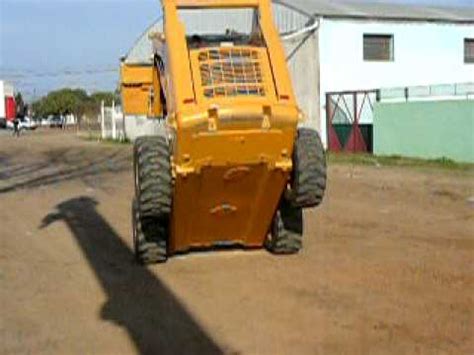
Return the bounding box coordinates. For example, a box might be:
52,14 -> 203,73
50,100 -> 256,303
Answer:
6,117 -> 37,130
40,117 -> 50,127
49,116 -> 64,128
21,117 -> 38,130
39,116 -> 61,128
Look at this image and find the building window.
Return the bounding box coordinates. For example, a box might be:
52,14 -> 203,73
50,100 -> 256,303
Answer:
363,34 -> 394,62
465,39 -> 474,64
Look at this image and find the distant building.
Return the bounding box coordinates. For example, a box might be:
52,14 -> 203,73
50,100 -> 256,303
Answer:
289,0 -> 474,154
123,0 -> 474,151
0,80 -> 16,128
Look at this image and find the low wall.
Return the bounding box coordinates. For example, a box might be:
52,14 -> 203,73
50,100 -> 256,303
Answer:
374,100 -> 474,163
124,116 -> 166,141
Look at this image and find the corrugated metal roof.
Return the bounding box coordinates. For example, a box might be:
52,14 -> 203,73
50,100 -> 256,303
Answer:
124,20 -> 162,64
277,0 -> 474,23
124,0 -> 474,64
124,2 -> 310,64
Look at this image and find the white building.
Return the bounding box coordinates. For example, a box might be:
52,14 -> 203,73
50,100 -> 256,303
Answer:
289,0 -> 474,149
0,80 -> 15,127
123,1 -> 474,147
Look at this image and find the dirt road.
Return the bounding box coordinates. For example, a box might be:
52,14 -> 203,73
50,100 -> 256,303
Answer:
1,131 -> 473,354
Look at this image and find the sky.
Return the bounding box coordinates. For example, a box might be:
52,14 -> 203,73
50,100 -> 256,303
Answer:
0,0 -> 473,101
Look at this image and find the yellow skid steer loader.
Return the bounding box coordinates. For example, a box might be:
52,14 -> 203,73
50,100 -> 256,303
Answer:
129,0 -> 327,263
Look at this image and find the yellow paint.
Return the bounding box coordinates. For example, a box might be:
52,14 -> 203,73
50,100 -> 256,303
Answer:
120,64 -> 152,116
121,64 -> 163,117
130,0 -> 303,253
174,0 -> 262,8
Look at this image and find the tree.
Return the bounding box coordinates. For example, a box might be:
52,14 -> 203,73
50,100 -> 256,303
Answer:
114,87 -> 122,106
31,88 -> 117,120
90,92 -> 115,106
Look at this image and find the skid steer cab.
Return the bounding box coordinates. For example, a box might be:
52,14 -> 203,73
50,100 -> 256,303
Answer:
130,0 -> 327,264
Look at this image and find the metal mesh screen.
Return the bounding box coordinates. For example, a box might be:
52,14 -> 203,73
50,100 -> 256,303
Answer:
198,48 -> 265,98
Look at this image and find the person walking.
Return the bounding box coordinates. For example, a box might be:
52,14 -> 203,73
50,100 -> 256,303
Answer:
12,118 -> 21,138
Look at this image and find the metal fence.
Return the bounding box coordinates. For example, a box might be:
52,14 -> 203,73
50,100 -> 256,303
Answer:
379,82 -> 474,102
101,102 -> 125,141
325,82 -> 473,153
326,90 -> 377,153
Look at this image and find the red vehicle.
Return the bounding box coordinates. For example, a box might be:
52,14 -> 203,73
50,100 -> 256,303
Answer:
5,96 -> 16,122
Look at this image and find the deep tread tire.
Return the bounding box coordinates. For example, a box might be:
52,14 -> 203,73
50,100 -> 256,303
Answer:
134,136 -> 172,218
265,199 -> 303,254
287,128 -> 327,208
133,136 -> 171,264
132,199 -> 167,263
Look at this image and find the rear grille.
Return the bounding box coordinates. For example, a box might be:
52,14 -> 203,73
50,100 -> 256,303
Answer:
197,48 -> 265,98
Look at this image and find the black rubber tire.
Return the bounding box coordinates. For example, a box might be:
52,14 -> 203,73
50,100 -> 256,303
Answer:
132,199 -> 167,263
287,128 -> 327,209
265,199 -> 303,255
133,136 -> 172,264
134,136 -> 172,219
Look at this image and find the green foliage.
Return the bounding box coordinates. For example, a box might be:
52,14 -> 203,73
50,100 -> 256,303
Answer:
328,153 -> 474,172
31,88 -> 117,119
90,92 -> 115,106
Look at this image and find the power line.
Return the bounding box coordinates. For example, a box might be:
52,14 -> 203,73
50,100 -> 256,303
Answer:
0,67 -> 119,79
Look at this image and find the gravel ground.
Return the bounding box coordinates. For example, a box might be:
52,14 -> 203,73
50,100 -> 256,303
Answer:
1,131 -> 473,354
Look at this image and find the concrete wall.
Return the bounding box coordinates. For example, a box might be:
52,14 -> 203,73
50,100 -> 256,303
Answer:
374,100 -> 474,163
319,19 -> 474,146
124,116 -> 166,141
285,32 -> 320,131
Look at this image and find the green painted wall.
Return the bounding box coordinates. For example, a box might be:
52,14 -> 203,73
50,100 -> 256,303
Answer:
374,100 -> 474,163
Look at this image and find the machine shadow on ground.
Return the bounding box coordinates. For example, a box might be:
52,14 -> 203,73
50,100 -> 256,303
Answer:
40,196 -> 223,355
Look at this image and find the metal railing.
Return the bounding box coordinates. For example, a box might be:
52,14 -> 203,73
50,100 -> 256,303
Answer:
379,82 -> 474,102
